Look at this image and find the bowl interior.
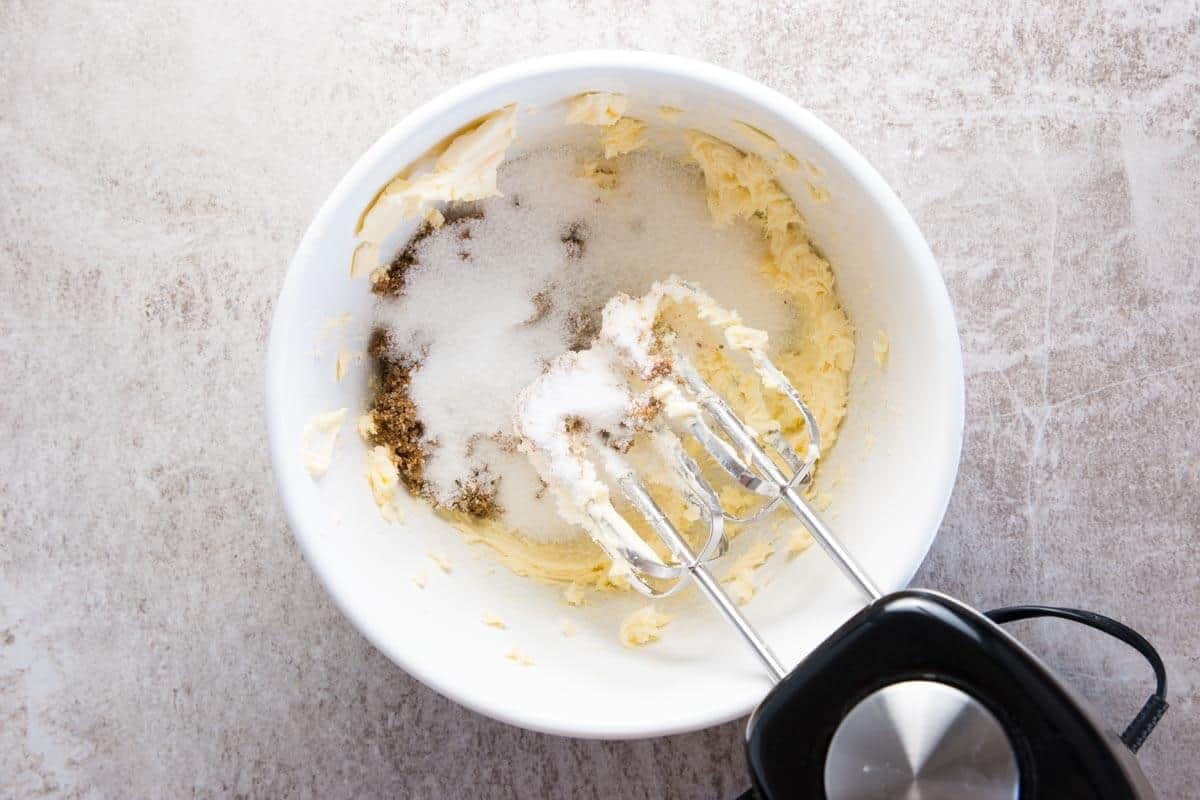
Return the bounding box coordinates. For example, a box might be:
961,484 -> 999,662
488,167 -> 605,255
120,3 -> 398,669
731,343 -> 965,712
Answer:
267,53 -> 963,738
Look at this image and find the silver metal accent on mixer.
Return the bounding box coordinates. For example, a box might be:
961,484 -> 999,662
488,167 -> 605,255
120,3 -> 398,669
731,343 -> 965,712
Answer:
823,680 -> 1020,800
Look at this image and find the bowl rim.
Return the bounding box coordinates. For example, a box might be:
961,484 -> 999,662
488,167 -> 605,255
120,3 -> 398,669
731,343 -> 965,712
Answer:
266,49 -> 965,740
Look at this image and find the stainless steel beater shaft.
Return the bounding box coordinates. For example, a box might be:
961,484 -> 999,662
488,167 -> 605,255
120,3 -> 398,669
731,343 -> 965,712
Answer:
636,489 -> 787,682
779,484 -> 883,602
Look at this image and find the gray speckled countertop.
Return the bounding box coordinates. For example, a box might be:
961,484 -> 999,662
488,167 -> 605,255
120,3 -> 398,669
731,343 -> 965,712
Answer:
2,1 -> 1198,797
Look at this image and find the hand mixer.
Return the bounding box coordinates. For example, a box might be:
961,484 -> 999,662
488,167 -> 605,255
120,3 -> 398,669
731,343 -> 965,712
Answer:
527,281 -> 1170,799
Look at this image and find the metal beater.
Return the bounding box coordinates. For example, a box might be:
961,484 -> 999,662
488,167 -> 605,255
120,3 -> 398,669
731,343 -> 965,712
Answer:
585,315 -> 880,683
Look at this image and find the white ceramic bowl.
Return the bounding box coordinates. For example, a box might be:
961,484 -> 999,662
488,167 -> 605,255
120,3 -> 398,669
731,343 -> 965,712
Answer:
267,51 -> 964,739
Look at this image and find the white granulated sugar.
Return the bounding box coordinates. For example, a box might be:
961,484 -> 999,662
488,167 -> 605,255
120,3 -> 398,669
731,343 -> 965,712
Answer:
373,145 -> 794,542
467,437 -> 564,541
513,346 -> 637,526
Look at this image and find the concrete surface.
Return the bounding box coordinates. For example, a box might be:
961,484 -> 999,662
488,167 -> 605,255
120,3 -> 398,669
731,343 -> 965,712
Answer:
2,1 -> 1197,797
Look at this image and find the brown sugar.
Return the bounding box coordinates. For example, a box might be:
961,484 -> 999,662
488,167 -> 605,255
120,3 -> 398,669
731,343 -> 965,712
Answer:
443,202 -> 486,225
372,224 -> 431,298
523,289 -> 553,326
646,359 -> 672,378
490,431 -> 521,454
628,395 -> 664,426
560,220 -> 589,259
450,468 -> 502,519
367,329 -> 429,494
368,327 -> 503,520
371,205 -> 486,298
565,307 -> 601,351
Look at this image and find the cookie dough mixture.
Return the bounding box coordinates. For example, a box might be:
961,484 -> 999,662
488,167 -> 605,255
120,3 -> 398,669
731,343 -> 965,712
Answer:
354,98 -> 854,587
